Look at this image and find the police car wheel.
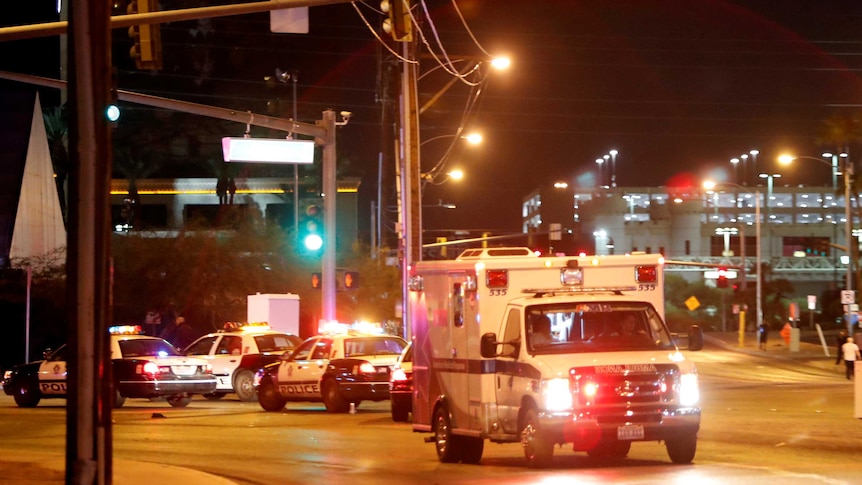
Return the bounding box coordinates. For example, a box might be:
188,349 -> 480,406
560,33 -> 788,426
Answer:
258,379 -> 287,412
166,394 -> 192,407
322,380 -> 349,413
203,392 -> 227,401
12,381 -> 41,408
233,370 -> 257,402
113,389 -> 126,408
391,400 -> 409,422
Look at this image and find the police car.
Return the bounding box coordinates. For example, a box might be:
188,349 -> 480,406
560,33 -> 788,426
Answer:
389,341 -> 413,422
183,322 -> 301,402
2,325 -> 217,408
256,327 -> 407,413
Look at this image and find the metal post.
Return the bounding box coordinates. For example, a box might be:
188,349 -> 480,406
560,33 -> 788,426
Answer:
318,110 -> 337,323
291,71 -> 299,236
756,190 -> 763,332
844,157 -> 854,333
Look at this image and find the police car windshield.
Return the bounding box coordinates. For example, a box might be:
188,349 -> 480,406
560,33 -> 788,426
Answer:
526,302 -> 676,353
255,334 -> 302,353
344,337 -> 405,358
119,338 -> 181,358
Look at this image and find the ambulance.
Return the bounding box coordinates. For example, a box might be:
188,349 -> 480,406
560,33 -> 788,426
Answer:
409,247 -> 703,467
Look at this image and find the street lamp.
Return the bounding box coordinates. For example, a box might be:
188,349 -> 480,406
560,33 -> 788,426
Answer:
758,172 -> 781,260
704,180 -> 762,344
609,150 -> 619,187
420,131 -> 482,184
730,157 -> 740,185
779,153 -> 854,329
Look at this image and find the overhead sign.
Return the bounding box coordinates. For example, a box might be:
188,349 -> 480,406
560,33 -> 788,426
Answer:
222,137 -> 314,164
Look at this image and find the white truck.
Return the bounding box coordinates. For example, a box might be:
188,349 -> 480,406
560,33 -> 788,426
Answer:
409,247 -> 703,467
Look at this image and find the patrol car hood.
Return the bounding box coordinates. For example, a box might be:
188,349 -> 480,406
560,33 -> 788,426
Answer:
529,350 -> 697,379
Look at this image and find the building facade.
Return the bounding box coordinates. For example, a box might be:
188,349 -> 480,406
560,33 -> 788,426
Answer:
522,184 -> 856,298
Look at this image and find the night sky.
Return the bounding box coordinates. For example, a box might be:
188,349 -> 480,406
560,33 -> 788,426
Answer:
4,0 -> 862,237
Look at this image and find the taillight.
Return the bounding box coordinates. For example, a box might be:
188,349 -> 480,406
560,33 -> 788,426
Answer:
486,270 -> 508,288
357,362 -> 376,374
142,362 -> 159,375
391,368 -> 407,382
204,363 -> 213,374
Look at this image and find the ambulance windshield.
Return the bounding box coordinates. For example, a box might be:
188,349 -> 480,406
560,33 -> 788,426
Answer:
526,302 -> 676,353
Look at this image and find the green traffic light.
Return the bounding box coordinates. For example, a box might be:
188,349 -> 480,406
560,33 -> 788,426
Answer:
303,233 -> 323,251
106,104 -> 120,122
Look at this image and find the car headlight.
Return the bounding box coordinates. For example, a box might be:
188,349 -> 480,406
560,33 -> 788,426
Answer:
3,370 -> 13,381
678,373 -> 699,407
543,378 -> 573,411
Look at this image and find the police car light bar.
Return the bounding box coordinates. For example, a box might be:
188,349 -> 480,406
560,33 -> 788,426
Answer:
109,325 -> 144,335
222,137 -> 315,164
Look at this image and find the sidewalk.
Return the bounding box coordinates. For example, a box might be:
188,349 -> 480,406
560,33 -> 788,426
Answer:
703,329 -> 839,372
0,450 -> 239,485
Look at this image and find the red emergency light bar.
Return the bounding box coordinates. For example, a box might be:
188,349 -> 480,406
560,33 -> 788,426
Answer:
635,265 -> 658,283
486,270 -> 508,289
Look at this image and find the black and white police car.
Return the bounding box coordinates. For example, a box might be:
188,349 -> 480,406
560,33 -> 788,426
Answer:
183,322 -> 301,402
256,327 -> 407,413
2,325 -> 217,408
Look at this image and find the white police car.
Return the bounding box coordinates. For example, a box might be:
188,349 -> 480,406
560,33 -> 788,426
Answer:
183,322 -> 301,402
2,325 -> 217,408
256,328 -> 407,413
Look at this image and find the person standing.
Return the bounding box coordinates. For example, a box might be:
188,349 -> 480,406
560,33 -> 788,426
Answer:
758,322 -> 769,350
840,337 -> 861,380
161,316 -> 195,350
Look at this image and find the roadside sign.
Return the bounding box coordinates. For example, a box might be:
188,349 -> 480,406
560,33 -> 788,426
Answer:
841,290 -> 855,304
807,294 -> 816,310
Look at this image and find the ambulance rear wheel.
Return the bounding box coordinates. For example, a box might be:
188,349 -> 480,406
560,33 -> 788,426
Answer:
433,405 -> 462,463
258,379 -> 287,412
665,434 -> 697,464
12,381 -> 41,408
521,407 -> 553,468
459,436 -> 484,464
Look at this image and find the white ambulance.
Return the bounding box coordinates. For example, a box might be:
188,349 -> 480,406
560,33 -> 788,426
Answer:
409,247 -> 703,467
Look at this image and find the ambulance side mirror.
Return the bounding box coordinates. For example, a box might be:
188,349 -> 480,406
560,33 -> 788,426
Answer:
481,333 -> 519,358
480,333 -> 498,358
687,325 -> 704,351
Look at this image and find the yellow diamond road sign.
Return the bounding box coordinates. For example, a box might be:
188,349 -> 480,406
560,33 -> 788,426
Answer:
685,296 -> 700,311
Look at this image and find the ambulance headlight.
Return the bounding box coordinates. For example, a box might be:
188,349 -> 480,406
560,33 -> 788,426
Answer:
543,378 -> 573,411
678,373 -> 699,407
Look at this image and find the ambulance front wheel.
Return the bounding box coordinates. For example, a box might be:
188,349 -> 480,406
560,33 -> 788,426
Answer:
521,407 -> 554,468
665,433 -> 697,464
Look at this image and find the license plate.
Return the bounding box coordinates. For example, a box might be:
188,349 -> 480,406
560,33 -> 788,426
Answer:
172,365 -> 195,376
617,424 -> 644,440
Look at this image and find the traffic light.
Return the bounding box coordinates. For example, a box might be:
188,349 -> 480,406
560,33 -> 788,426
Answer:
106,68 -> 120,126
717,267 -> 728,288
343,271 -> 359,290
311,272 -> 321,289
128,0 -> 163,70
300,202 -> 323,252
381,0 -> 412,42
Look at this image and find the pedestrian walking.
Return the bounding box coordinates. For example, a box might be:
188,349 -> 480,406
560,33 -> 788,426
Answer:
835,330 -> 849,365
840,337 -> 861,380
758,322 -> 769,350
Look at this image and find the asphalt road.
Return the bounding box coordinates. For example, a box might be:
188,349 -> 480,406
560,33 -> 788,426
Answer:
0,337 -> 860,485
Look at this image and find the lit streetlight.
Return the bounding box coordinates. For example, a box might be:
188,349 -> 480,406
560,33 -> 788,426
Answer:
704,180 -> 762,345
595,158 -> 605,187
